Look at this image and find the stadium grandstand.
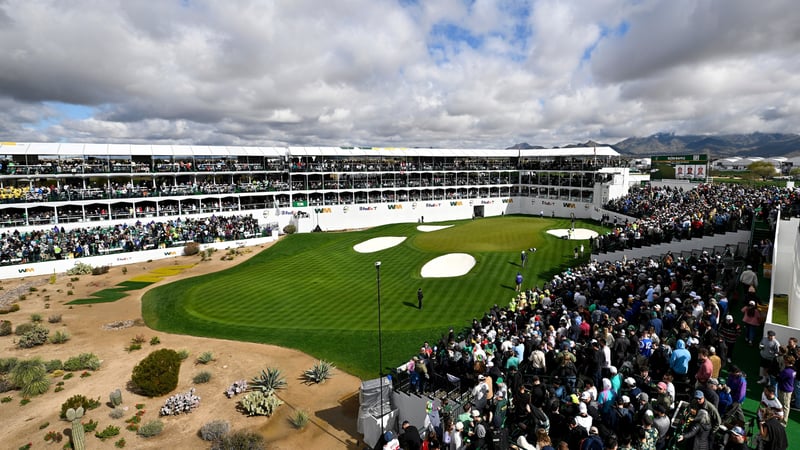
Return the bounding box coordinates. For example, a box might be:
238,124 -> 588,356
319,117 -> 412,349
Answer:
0,142 -> 630,278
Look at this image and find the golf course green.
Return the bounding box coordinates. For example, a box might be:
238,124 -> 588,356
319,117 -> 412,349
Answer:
142,215 -> 606,379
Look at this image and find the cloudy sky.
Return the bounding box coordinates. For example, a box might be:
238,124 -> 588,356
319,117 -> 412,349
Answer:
0,0 -> 798,148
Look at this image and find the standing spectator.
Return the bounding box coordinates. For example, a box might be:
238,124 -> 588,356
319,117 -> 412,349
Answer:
677,407 -> 711,450
757,408 -> 788,450
417,288 -> 424,310
399,420 -> 422,450
726,366 -> 748,405
739,265 -> 758,290
776,356 -> 795,423
695,348 -> 713,386
741,301 -> 762,345
515,272 -> 523,292
758,330 -> 780,385
719,315 -> 742,363
725,426 -> 748,450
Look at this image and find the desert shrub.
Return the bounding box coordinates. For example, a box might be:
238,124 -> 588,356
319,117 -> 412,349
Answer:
210,429 -> 266,450
47,314 -> 62,324
303,360 -> 335,384
225,380 -> 248,398
49,330 -> 70,344
0,320 -> 11,336
199,420 -> 230,441
43,430 -> 63,443
197,351 -> 214,364
115,438 -> 126,448
39,421 -> 50,429
44,359 -> 62,373
239,390 -> 283,417
131,334 -> 146,344
126,343 -> 142,352
18,324 -> 50,348
159,387 -> 200,416
10,358 -> 50,397
0,377 -> 13,393
66,262 -> 93,276
1,396 -> 11,402
110,406 -> 126,419
95,425 -> 120,440
0,357 -> 18,374
131,349 -> 181,397
149,336 -> 160,345
15,322 -> 35,336
193,371 -> 212,384
59,394 -> 100,419
282,224 -> 297,235
0,303 -> 20,314
137,420 -> 165,438
63,353 -> 101,371
184,241 -> 201,256
290,409 -> 310,429
250,368 -> 286,396
30,313 -> 42,323
91,265 -> 110,276
84,419 -> 99,432
177,349 -> 190,360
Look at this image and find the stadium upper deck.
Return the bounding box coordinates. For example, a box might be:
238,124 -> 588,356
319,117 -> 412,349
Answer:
0,142 -> 629,231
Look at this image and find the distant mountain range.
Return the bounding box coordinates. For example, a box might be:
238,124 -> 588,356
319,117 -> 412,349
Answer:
509,132 -> 800,158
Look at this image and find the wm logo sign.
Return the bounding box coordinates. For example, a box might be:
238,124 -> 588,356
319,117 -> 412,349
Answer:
314,208 -> 332,214
18,268 -> 35,273
387,204 -> 403,210
450,201 -> 463,206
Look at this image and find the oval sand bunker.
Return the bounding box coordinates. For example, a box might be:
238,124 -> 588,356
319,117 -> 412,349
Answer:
353,236 -> 407,253
421,253 -> 476,278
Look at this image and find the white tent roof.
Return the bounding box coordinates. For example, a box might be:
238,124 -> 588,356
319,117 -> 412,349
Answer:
0,142 -> 619,159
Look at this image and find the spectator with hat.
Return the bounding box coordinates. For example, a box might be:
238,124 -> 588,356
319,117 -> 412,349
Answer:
693,390 -> 722,440
718,315 -> 742,363
724,426 -> 748,450
739,264 -> 758,290
382,430 -> 401,450
741,301 -> 763,345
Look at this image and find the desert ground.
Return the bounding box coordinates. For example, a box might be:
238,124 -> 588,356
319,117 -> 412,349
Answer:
0,240 -> 364,450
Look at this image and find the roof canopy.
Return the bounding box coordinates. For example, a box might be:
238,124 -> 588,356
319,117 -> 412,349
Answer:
0,142 -> 620,159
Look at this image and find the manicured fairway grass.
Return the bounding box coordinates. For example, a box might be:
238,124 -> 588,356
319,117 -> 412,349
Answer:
142,215 -> 606,379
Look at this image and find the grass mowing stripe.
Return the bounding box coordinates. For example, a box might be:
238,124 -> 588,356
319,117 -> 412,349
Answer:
143,216 -> 606,379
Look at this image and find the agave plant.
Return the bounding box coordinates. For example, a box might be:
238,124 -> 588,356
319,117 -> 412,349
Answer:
250,368 -> 286,396
303,360 -> 335,384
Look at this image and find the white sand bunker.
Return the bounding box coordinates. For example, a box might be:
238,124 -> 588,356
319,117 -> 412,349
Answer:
417,225 -> 453,232
353,236 -> 407,253
547,228 -> 599,240
421,253 -> 476,278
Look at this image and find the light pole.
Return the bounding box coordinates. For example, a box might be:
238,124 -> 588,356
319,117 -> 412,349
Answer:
375,261 -> 384,436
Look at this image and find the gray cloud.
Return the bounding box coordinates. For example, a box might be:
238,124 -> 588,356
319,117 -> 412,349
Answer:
0,0 -> 797,148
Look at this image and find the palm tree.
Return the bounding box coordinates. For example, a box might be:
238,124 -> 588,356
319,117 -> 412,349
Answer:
10,358 -> 50,397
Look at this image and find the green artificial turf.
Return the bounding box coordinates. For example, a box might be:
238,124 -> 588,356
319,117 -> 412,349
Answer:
142,215 -> 605,379
67,280 -> 154,305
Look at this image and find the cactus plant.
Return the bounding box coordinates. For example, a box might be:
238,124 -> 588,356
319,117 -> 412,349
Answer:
110,388 -> 123,406
67,407 -> 85,450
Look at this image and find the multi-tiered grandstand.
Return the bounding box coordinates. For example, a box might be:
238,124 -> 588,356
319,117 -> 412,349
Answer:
0,142 -> 632,277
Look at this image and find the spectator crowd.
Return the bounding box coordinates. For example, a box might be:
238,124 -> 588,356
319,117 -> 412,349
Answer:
382,183 -> 798,450
0,214 -> 266,264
